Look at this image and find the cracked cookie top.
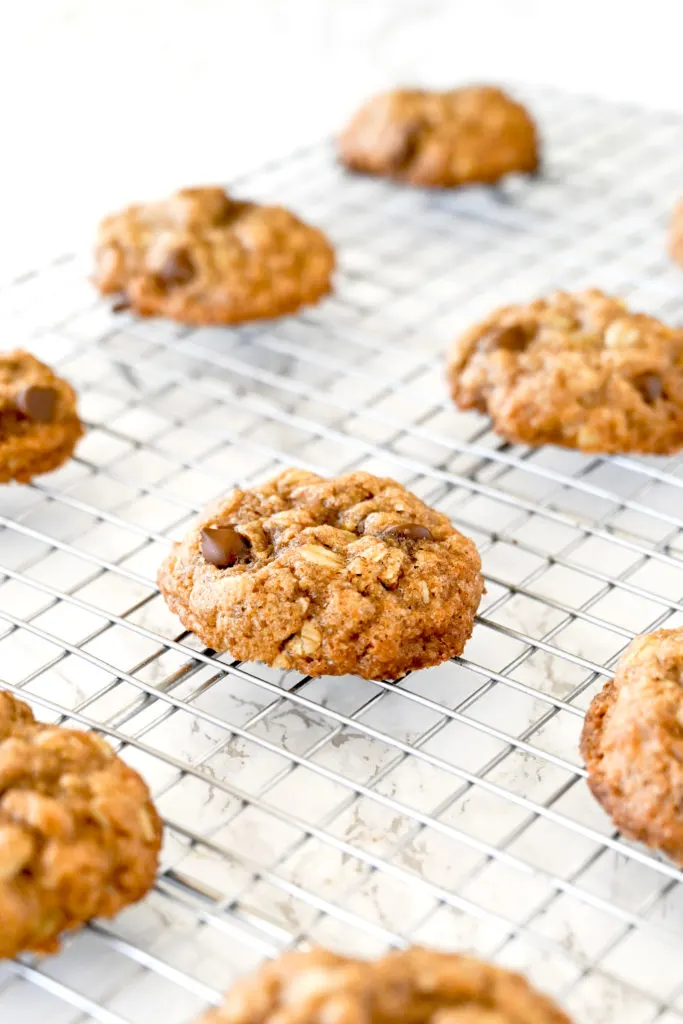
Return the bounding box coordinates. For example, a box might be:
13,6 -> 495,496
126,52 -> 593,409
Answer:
447,289 -> 683,453
581,627 -> 683,865
94,186 -> 335,325
339,86 -> 539,187
0,690 -> 162,957
196,947 -> 571,1024
157,469 -> 484,680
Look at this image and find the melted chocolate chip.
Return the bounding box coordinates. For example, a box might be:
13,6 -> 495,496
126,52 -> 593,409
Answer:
388,118 -> 425,170
478,324 -> 529,353
200,525 -> 251,568
380,523 -> 433,543
156,248 -> 195,287
633,373 -> 664,404
217,199 -> 254,225
112,297 -> 131,313
16,385 -> 59,423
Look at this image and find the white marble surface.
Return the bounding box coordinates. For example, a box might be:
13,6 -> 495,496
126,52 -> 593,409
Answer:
3,0 -> 683,277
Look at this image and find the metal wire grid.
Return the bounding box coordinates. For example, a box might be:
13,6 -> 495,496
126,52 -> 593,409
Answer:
2,85 -> 683,1023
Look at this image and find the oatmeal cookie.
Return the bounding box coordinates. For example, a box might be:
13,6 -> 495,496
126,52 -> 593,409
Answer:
157,469 -> 484,680
0,690 -> 162,957
196,946 -> 571,1024
339,86 -> 539,188
447,289 -> 683,454
0,351 -> 83,483
94,186 -> 335,325
581,628 -> 683,864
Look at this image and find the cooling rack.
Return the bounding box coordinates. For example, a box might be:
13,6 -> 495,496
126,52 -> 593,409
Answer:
3,84 -> 683,1024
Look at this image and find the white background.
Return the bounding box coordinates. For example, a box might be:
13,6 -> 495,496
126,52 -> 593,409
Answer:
2,0 -> 683,275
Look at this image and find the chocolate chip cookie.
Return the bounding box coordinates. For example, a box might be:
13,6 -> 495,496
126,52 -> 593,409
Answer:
196,946 -> 571,1024
157,469 -> 484,680
94,186 -> 335,325
447,289 -> 683,454
581,628 -> 683,865
0,690 -> 162,957
0,351 -> 83,483
339,86 -> 539,188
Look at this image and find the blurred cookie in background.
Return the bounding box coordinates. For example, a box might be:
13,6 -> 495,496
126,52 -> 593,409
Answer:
0,351 -> 83,483
582,627 -> 683,866
196,946 -> 572,1024
339,85 -> 539,187
0,690 -> 162,958
94,186 -> 335,326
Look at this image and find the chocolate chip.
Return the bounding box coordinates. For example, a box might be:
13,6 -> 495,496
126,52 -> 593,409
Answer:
111,297 -> 131,313
478,324 -> 529,353
156,248 -> 195,287
633,373 -> 664,403
200,525 -> 251,568
388,118 -> 424,170
16,385 -> 59,423
380,523 -> 433,543
216,199 -> 254,225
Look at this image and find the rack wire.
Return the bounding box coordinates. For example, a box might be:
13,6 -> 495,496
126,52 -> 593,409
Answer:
3,84 -> 683,1024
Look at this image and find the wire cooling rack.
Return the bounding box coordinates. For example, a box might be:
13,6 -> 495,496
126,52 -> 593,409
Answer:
3,84 -> 683,1024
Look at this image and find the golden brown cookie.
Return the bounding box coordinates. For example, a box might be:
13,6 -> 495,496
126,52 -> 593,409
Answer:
0,690 -> 162,957
581,628 -> 683,864
0,351 -> 83,483
447,289 -> 683,454
196,947 -> 572,1024
94,186 -> 335,325
157,469 -> 484,680
338,86 -> 539,188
